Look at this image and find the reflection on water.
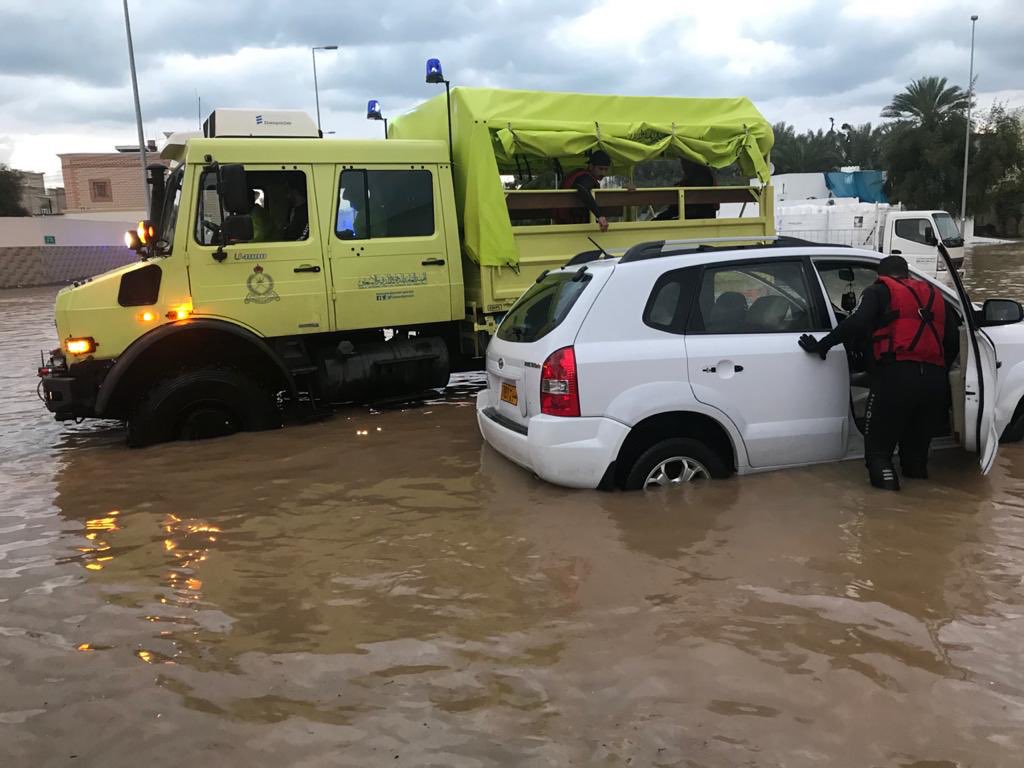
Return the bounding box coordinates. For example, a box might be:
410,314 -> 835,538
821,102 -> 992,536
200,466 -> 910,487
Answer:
1,248 -> 1024,765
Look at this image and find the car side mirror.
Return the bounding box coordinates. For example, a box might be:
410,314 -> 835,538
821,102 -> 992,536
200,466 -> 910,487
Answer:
924,225 -> 937,246
979,298 -> 1024,326
841,291 -> 858,313
218,164 -> 249,214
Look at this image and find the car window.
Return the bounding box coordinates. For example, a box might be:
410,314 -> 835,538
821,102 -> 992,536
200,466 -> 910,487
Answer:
688,260 -> 816,334
815,263 -> 877,317
336,170 -> 434,240
497,272 -> 592,343
194,168 -> 308,245
643,266 -> 700,334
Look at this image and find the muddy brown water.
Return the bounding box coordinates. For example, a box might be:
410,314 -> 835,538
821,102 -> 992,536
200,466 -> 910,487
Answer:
2,247 -> 1024,767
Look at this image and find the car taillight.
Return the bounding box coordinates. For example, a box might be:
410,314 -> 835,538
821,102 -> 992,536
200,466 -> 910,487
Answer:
540,346 -> 580,417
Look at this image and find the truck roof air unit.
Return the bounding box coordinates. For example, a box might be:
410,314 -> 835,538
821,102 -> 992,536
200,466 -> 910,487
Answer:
202,109 -> 320,138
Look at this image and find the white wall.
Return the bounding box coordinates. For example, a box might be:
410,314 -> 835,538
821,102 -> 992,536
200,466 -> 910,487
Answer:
0,216 -> 135,247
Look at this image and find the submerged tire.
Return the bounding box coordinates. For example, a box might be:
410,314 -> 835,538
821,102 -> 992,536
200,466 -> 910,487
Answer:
624,437 -> 729,491
127,365 -> 280,448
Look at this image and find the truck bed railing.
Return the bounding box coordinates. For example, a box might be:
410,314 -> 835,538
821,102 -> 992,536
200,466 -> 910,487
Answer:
504,185 -> 762,222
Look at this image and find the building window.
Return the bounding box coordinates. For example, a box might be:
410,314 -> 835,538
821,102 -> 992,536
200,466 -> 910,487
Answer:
89,179 -> 113,203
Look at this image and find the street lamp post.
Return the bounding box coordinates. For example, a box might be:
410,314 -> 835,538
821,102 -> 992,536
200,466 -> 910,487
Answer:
960,14 -> 979,227
311,45 -> 339,135
121,0 -> 149,208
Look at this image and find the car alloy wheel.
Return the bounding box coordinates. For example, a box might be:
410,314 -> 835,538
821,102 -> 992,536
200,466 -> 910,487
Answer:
643,456 -> 711,489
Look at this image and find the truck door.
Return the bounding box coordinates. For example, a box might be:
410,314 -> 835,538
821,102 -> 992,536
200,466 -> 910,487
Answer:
327,166 -> 454,331
887,215 -> 939,276
187,164 -> 329,338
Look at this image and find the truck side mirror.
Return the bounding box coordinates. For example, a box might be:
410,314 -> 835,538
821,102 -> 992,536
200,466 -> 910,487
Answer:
923,225 -> 937,246
222,214 -> 254,244
218,164 -> 249,214
979,298 -> 1024,326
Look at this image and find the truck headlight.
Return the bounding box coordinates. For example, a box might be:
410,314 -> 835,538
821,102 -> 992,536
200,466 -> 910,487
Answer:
65,337 -> 97,355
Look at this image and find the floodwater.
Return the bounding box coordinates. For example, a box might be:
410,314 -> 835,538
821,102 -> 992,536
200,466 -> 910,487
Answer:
2,247 -> 1024,767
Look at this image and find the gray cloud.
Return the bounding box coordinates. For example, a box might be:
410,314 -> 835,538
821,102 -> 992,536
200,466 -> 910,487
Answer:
1,0 -> 1022,175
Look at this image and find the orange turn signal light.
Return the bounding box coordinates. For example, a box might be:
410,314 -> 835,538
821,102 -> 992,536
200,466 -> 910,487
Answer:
136,220 -> 155,245
139,310 -> 156,323
65,337 -> 97,355
165,304 -> 191,321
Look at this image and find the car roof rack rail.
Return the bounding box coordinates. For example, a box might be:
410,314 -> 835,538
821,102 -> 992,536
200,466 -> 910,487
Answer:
618,235 -> 847,264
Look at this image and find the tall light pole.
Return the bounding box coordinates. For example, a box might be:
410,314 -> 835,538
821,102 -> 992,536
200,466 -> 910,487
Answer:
122,0 -> 149,208
960,14 -> 979,227
311,45 -> 338,134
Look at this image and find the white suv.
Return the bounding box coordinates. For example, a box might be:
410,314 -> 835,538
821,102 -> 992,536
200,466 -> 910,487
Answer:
476,239 -> 1024,490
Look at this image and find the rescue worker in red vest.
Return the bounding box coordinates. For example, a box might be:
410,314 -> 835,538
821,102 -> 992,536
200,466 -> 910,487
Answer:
554,149 -> 611,231
797,255 -> 959,490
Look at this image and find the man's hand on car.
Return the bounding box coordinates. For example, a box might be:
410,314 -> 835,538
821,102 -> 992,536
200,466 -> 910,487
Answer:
798,334 -> 828,359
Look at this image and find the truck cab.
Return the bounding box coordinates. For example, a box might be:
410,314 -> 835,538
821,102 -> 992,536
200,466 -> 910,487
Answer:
880,210 -> 965,277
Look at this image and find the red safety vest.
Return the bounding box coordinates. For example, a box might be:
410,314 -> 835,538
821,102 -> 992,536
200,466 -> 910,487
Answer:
554,169 -> 596,225
872,275 -> 946,366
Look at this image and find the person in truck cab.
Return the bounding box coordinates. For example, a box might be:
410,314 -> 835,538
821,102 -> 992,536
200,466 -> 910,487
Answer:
281,183 -> 309,240
248,189 -> 278,242
798,255 -> 959,491
554,149 -> 612,231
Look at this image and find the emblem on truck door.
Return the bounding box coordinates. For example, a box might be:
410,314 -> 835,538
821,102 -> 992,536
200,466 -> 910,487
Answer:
245,265 -> 280,304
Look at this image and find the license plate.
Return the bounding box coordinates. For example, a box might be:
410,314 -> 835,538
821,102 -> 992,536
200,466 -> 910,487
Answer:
500,382 -> 518,406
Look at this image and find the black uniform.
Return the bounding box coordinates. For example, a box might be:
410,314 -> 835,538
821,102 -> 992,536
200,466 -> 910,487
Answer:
815,281 -> 959,480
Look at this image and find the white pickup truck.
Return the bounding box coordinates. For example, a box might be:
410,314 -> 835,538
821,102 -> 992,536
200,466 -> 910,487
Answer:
774,204 -> 965,278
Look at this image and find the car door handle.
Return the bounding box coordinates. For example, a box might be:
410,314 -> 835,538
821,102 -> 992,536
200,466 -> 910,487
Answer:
701,364 -> 743,374
421,258 -> 445,266
890,249 -> 902,255
294,265 -> 321,273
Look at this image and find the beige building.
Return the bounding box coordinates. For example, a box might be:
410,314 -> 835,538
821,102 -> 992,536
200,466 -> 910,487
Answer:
59,144 -> 167,216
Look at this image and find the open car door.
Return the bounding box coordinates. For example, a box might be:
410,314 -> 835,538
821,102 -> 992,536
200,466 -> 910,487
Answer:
940,244 -> 999,473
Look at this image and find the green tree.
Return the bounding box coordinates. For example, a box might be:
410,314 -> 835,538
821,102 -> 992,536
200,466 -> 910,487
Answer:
839,122 -> 887,169
881,76 -> 970,127
770,122 -> 844,174
0,164 -> 30,216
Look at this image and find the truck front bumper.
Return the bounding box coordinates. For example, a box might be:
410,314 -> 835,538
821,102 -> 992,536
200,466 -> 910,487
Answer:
38,354 -> 112,421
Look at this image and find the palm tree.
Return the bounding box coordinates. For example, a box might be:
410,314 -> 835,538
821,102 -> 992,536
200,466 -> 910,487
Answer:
881,76 -> 970,125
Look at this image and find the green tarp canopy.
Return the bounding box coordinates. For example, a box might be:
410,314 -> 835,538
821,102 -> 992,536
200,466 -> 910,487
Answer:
389,87 -> 774,267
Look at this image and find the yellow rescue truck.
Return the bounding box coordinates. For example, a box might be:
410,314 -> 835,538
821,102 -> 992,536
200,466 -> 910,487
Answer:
39,79 -> 775,446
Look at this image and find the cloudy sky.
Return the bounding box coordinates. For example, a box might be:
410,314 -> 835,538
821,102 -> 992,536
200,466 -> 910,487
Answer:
1,0 -> 1021,187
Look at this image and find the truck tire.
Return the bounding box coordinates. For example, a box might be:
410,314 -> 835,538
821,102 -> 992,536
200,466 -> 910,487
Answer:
624,437 -> 729,491
126,365 -> 280,448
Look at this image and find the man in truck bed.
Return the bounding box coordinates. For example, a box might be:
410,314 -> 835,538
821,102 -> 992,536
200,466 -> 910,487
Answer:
554,150 -> 612,231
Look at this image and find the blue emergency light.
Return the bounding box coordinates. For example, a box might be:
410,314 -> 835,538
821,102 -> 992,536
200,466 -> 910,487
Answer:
426,58 -> 445,84
367,100 -> 383,120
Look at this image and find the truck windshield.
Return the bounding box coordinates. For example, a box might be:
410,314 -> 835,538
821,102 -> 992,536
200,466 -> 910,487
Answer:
933,212 -> 962,243
497,272 -> 592,343
159,166 -> 184,255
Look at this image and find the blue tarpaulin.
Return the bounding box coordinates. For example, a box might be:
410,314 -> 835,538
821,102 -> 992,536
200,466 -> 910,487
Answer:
824,171 -> 887,203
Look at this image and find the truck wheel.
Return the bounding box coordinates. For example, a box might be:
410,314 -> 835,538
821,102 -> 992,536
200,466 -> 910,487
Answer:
624,438 -> 729,491
127,365 -> 280,447
1001,398 -> 1024,443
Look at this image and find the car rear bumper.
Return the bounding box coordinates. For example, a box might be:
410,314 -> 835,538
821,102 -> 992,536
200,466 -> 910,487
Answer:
475,391 -> 629,489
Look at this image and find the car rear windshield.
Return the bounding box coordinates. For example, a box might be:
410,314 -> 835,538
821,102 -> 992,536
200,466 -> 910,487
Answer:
497,272 -> 593,343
